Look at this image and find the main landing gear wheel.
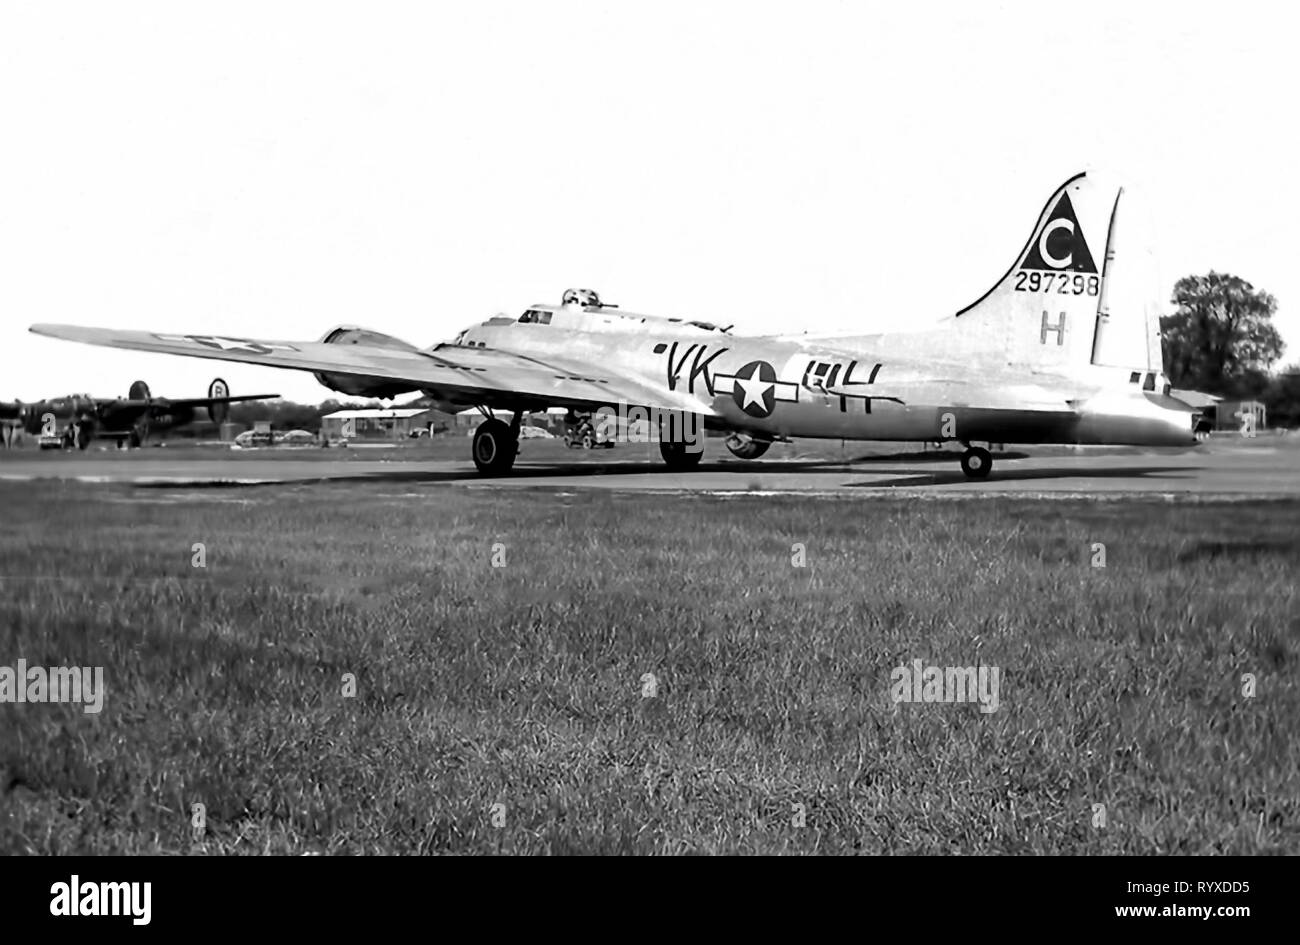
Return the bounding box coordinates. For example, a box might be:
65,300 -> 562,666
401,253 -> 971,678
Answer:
960,446 -> 992,479
725,434 -> 770,460
472,419 -> 518,476
660,439 -> 703,471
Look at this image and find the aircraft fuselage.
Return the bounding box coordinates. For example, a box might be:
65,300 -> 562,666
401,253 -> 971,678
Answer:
449,308 -> 1199,449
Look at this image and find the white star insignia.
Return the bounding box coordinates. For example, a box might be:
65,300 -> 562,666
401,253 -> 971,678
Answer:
154,334 -> 296,353
734,363 -> 772,410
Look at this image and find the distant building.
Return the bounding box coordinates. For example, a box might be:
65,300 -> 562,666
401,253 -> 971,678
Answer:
321,407 -> 437,440
453,407 -> 514,428
453,407 -> 568,433
1215,399 -> 1267,434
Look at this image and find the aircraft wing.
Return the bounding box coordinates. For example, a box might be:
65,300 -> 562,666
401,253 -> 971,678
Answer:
164,394 -> 281,408
29,324 -> 718,416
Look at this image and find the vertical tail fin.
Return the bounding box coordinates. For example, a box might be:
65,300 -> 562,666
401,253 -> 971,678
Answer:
1088,179 -> 1165,375
207,377 -> 230,424
955,171 -> 1162,377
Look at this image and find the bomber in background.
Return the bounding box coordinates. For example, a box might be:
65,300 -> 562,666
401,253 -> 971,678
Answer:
0,378 -> 278,449
30,172 -> 1205,477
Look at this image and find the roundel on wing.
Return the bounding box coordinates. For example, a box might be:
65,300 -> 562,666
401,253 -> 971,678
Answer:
731,360 -> 778,418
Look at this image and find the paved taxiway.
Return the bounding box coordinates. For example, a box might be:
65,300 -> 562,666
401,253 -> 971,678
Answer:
0,440 -> 1295,498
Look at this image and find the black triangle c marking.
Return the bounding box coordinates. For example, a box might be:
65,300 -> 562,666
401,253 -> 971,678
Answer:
1021,192 -> 1097,273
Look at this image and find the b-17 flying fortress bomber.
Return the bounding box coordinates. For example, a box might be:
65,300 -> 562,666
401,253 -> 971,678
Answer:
30,172 -> 1204,478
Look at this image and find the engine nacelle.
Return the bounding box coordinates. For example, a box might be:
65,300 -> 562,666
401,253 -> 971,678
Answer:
313,325 -> 420,399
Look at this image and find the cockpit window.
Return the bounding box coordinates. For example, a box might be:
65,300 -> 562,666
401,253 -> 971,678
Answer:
518,309 -> 552,325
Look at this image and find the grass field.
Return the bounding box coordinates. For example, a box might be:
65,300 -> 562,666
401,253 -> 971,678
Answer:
1,480 -> 1297,854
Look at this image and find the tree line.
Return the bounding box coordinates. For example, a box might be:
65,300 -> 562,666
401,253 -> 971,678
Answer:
1161,272 -> 1297,427
224,398 -> 386,432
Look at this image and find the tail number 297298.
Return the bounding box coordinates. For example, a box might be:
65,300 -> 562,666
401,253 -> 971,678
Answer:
1014,272 -> 1099,295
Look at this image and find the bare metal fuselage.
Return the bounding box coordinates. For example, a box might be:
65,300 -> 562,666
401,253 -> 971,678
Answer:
451,314 -> 1200,449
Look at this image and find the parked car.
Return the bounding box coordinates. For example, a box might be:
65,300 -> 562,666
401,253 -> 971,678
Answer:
233,429 -> 274,447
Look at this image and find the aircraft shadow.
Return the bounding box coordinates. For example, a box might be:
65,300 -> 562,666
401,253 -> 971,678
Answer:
838,449 -> 1032,464
1175,539 -> 1300,563
133,460 -> 846,488
843,464 -> 1201,489
131,457 -> 1202,490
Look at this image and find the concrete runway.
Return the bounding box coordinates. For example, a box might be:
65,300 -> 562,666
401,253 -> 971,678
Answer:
1,439 -> 1296,499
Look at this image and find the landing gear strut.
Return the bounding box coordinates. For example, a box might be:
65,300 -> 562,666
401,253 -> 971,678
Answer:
66,421 -> 93,450
960,445 -> 992,479
472,412 -> 521,476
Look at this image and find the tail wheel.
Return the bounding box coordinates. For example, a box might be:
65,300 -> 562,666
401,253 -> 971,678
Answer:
960,446 -> 992,479
659,440 -> 703,470
472,419 -> 518,476
581,433 -> 595,449
725,434 -> 770,460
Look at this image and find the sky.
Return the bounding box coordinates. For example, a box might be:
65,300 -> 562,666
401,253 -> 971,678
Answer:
2,0 -> 1296,403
